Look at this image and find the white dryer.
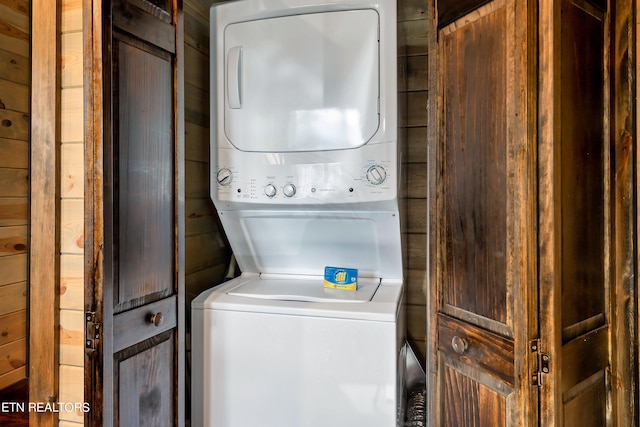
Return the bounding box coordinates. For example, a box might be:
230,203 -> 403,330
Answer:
191,0 -> 405,425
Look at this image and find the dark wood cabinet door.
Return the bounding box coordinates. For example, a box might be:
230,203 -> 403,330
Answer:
430,0 -> 617,425
538,0 -> 612,425
429,0 -> 536,424
88,0 -> 185,425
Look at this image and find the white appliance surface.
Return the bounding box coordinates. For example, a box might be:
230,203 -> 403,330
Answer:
194,0 -> 404,425
191,275 -> 406,427
217,210 -> 403,278
227,275 -> 381,303
224,9 -> 380,152
210,0 -> 398,210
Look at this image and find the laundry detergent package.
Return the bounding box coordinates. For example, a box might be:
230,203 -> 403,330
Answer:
323,266 -> 358,290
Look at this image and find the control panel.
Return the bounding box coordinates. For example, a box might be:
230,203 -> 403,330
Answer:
212,143 -> 398,205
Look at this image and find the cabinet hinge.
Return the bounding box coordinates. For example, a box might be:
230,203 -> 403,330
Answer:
85,312 -> 101,350
530,339 -> 550,387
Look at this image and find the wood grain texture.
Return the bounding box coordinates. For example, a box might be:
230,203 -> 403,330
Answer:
59,309 -> 85,367
30,0 -> 58,424
0,6 -> 30,389
83,0 -> 105,422
438,0 -> 492,28
116,335 -> 174,427
611,0 -> 637,425
439,314 -> 514,387
0,282 -> 26,315
0,309 -> 27,346
61,32 -> 84,88
0,226 -> 26,257
94,2 -> 186,425
115,35 -> 174,308
443,364 -> 507,426
0,138 -> 27,169
430,0 -> 537,424
183,0 -> 232,305
0,338 -> 26,377
441,5 -> 508,324
0,48 -> 28,85
559,0 -> 606,334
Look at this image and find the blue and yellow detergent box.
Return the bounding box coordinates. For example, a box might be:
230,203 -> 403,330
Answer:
324,266 -> 358,290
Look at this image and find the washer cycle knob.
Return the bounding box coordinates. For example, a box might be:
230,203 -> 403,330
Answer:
216,168 -> 233,186
264,184 -> 277,198
366,165 -> 387,185
283,183 -> 296,197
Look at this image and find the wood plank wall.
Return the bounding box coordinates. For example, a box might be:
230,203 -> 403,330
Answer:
0,0 -> 29,391
59,0 -> 85,425
399,0 -> 429,364
184,0 -> 231,314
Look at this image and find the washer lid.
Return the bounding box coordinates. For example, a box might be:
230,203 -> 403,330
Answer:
227,275 -> 380,303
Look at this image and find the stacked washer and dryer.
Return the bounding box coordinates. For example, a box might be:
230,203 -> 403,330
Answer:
191,0 -> 405,425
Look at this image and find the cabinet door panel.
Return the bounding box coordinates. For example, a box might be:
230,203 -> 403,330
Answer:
430,0 -> 535,425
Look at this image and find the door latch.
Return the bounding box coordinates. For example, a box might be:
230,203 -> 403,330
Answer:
530,339 -> 550,387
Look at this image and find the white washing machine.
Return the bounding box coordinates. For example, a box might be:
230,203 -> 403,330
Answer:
191,0 -> 404,425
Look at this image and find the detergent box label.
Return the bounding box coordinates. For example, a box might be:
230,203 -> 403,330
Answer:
323,266 -> 358,291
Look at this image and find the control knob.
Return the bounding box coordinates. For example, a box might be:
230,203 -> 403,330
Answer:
264,184 -> 277,198
283,183 -> 296,198
366,165 -> 387,185
216,168 -> 233,186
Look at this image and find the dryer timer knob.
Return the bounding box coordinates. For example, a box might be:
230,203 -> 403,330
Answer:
216,168 -> 233,186
366,165 -> 387,185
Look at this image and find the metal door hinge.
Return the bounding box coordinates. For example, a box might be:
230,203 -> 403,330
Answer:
530,339 -> 550,387
85,312 -> 101,350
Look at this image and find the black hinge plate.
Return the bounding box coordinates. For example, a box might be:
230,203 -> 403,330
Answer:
530,339 -> 550,387
85,312 -> 101,350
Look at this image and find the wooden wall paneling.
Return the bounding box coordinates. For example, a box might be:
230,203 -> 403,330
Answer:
61,32 -> 84,88
61,87 -> 84,142
182,3 -> 234,422
612,0 -> 637,425
62,0 -> 83,33
398,0 -> 429,368
0,110 -> 29,140
0,198 -> 27,227
0,339 -> 26,377
0,282 -> 27,314
61,143 -> 85,198
0,169 -> 28,197
0,0 -> 29,58
30,0 -> 59,425
59,309 -> 85,367
60,254 -> 84,310
0,138 -> 28,169
0,309 -> 27,346
183,0 -> 231,295
0,225 -> 27,257
59,0 -> 86,418
0,80 -> 29,111
0,2 -> 29,391
83,0 -> 105,422
185,121 -> 208,161
58,364 -> 85,423
0,47 -> 29,85
637,2 -> 640,425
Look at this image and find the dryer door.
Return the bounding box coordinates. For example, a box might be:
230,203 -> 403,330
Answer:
223,9 -> 380,152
